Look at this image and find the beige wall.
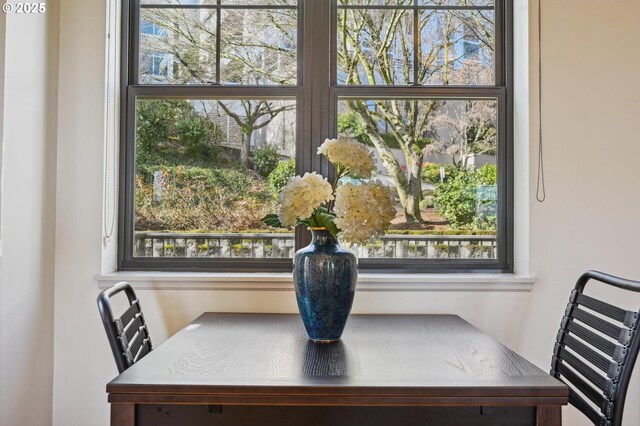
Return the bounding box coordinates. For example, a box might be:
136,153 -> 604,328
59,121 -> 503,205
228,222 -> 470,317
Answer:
0,1 -> 59,425
52,0 -> 109,423
521,0 -> 640,423
0,0 -> 631,425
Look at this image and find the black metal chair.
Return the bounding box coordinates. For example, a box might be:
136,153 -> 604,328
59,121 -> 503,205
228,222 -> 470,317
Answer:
551,270 -> 640,426
97,282 -> 153,373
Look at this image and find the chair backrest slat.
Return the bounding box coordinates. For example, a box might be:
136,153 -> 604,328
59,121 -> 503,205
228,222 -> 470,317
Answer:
572,307 -> 622,340
135,339 -> 152,363
116,301 -> 140,334
562,334 -> 610,373
555,346 -> 608,391
566,321 -> 617,357
551,270 -> 640,426
576,293 -> 628,324
126,327 -> 149,364
123,313 -> 145,346
568,388 -> 607,426
556,362 -> 605,409
97,282 -> 153,373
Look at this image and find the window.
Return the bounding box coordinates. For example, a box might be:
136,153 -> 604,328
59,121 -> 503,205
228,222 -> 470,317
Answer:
140,21 -> 168,36
140,52 -> 173,78
119,0 -> 512,272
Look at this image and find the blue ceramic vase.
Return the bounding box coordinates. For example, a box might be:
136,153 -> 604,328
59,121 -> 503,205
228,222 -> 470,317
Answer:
293,228 -> 358,342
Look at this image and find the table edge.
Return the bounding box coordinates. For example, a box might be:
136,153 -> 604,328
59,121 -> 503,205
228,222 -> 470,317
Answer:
106,392 -> 569,407
107,383 -> 569,397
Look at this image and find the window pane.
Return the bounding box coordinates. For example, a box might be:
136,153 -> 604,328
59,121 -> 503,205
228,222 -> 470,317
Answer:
220,8 -> 298,85
337,7 -> 414,85
134,99 -> 296,259
221,0 -> 297,5
139,5 -> 298,85
338,1 -> 494,8
338,0 -> 413,5
419,9 -> 494,85
139,8 -> 217,84
418,1 -> 494,6
142,1 -> 216,4
142,0 -> 297,4
337,98 -> 498,260
336,3 -> 494,86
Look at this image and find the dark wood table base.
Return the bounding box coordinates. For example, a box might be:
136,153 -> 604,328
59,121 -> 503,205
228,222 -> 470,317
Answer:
112,404 -> 560,426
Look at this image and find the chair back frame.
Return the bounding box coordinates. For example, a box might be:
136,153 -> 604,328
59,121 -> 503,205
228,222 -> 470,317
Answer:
97,282 -> 153,373
551,270 -> 640,426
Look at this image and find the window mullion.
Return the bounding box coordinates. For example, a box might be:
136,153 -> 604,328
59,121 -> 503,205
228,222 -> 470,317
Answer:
333,85 -> 506,99
128,85 -> 303,98
413,0 -> 419,86
311,0 -> 332,176
494,0 -> 505,86
129,0 -> 140,85
216,0 -> 221,84
295,0 -> 332,250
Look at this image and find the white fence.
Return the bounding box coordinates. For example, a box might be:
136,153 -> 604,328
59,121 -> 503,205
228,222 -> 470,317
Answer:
135,232 -> 497,260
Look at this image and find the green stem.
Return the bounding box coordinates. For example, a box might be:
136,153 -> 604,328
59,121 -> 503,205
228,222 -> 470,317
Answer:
326,165 -> 346,214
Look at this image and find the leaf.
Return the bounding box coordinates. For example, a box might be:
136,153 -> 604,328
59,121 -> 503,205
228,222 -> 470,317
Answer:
314,210 -> 340,238
316,206 -> 335,216
262,214 -> 283,228
297,218 -> 311,228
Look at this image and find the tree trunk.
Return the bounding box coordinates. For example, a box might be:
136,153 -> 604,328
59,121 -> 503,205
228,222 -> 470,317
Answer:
403,151 -> 424,223
240,129 -> 253,168
351,107 -> 425,223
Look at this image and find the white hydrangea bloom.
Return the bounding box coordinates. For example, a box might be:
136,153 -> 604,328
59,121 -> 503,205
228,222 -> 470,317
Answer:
317,137 -> 375,178
333,182 -> 395,244
278,172 -> 334,227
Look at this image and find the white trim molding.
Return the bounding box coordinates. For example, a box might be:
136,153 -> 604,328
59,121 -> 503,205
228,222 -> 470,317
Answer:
95,272 -> 535,292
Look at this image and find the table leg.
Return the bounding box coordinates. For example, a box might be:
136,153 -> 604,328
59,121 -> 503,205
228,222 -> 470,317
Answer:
111,403 -> 135,426
536,406 -> 561,426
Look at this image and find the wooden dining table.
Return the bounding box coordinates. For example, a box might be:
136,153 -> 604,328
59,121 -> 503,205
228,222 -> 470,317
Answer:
107,313 -> 568,426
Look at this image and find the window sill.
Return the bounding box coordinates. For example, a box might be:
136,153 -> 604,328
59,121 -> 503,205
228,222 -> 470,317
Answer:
94,272 -> 534,292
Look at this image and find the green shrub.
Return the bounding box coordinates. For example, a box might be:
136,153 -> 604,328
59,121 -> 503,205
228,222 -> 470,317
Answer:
137,164 -> 266,197
231,243 -> 251,255
365,241 -> 383,250
337,112 -> 407,150
379,133 -> 402,149
467,244 -> 493,258
267,158 -> 296,197
419,196 -> 434,210
385,229 -> 496,236
135,164 -> 273,232
337,112 -> 371,145
136,99 -> 224,167
433,244 -> 457,257
252,145 -> 281,177
433,164 -> 497,230
423,163 -> 460,184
